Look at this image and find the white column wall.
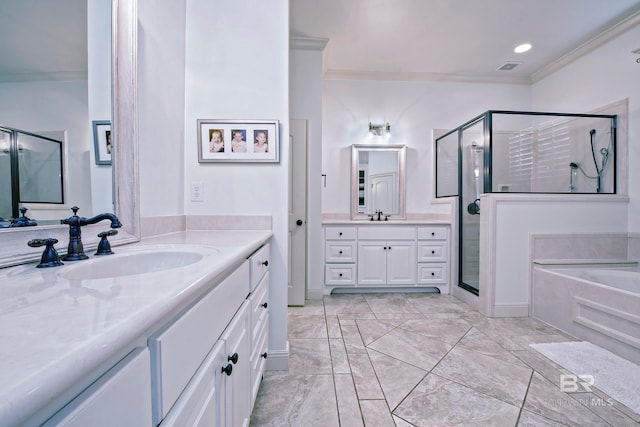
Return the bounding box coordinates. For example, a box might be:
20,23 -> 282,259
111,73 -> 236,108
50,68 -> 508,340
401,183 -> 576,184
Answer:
137,0 -> 187,217
184,0 -> 289,368
291,42 -> 326,300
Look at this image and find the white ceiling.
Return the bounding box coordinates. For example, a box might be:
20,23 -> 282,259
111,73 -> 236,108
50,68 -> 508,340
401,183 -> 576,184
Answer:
291,0 -> 640,83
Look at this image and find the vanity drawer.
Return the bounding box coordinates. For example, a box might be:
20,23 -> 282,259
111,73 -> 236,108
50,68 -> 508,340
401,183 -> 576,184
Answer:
149,261 -> 250,423
417,242 -> 447,262
249,244 -> 270,292
325,227 -> 356,240
417,226 -> 448,240
417,263 -> 447,284
325,264 -> 356,285
249,273 -> 269,345
325,241 -> 357,263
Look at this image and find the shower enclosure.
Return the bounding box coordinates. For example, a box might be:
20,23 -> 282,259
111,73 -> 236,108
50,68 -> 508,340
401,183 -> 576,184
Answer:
435,111 -> 617,295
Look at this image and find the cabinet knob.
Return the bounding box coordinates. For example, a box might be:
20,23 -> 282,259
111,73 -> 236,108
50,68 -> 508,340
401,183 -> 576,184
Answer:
339,232 -> 343,236
261,352 -> 268,359
261,302 -> 268,309
383,246 -> 387,250
388,246 -> 391,250
339,250 -> 343,254
431,272 -> 435,276
339,273 -> 343,277
261,260 -> 269,267
228,353 -> 239,364
221,364 -> 233,376
431,250 -> 435,254
431,232 -> 435,236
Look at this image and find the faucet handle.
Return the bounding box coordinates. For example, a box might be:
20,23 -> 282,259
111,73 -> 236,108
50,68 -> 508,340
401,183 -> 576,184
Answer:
95,230 -> 118,255
70,206 -> 80,216
28,238 -> 64,268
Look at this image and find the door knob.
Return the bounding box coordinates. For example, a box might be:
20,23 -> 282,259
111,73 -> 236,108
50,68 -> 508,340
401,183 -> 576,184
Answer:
296,219 -> 303,226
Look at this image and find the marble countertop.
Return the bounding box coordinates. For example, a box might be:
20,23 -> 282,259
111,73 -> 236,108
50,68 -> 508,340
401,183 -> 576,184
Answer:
322,219 -> 452,225
0,230 -> 271,426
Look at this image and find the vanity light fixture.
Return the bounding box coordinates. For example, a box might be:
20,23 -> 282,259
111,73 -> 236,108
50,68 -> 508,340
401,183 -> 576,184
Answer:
368,122 -> 391,137
514,43 -> 532,53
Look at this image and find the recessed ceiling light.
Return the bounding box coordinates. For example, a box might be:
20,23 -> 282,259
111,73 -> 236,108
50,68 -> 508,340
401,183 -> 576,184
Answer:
514,43 -> 532,53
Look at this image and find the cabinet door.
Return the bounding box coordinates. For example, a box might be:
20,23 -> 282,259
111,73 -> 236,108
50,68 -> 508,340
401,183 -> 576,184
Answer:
221,302 -> 251,427
42,348 -> 151,427
357,241 -> 387,285
386,240 -> 417,285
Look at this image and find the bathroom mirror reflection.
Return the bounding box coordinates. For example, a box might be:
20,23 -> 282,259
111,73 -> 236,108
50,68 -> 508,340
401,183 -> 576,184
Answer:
0,0 -> 113,225
0,0 -> 140,268
351,144 -> 406,220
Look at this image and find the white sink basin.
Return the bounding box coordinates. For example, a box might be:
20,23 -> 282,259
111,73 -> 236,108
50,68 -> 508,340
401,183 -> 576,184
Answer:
61,245 -> 219,281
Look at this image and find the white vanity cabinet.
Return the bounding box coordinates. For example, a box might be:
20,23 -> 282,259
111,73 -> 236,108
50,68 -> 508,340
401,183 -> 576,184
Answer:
42,348 -> 152,427
357,227 -> 416,286
324,227 -> 357,286
416,226 -> 450,293
324,224 -> 450,293
150,243 -> 271,427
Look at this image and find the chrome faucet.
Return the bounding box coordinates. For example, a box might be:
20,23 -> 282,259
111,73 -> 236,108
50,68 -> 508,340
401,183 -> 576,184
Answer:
61,206 -> 122,261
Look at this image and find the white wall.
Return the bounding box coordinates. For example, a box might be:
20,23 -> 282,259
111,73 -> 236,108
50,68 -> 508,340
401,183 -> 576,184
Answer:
137,0 -> 186,218
290,40 -> 326,299
322,79 -> 531,216
184,0 -> 289,368
531,24 -> 640,232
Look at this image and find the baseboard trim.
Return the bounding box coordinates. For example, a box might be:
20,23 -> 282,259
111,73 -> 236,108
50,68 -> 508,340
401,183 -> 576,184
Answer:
265,341 -> 289,371
493,304 -> 529,317
306,289 -> 324,300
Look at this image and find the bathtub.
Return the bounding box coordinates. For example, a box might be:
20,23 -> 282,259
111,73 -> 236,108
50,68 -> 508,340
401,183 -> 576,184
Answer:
532,263 -> 640,365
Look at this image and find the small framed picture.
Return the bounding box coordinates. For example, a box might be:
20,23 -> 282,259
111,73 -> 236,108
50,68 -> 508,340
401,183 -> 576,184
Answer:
197,119 -> 279,163
92,120 -> 112,165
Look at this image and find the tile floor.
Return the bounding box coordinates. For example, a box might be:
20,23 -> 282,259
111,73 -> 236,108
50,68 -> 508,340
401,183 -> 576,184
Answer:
249,293 -> 640,426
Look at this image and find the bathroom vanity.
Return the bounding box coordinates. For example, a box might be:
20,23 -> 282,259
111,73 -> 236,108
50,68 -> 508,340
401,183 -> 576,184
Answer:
0,230 -> 271,426
323,222 -> 451,294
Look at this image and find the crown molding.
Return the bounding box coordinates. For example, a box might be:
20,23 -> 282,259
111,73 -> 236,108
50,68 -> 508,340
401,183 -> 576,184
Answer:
323,69 -> 532,85
531,9 -> 640,83
290,36 -> 329,51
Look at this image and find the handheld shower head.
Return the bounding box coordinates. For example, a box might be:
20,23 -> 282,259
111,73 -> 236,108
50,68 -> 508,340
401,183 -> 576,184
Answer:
570,162 -> 578,169
590,129 -> 596,136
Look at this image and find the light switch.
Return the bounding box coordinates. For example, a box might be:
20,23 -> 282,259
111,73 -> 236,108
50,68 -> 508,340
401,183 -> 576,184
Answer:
191,181 -> 204,202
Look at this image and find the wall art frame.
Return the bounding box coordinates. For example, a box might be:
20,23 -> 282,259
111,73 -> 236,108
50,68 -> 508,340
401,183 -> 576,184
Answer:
197,119 -> 279,163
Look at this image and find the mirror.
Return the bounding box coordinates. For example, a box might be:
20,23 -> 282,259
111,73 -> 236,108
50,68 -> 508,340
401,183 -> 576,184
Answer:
0,0 -> 140,267
0,0 -> 113,223
351,144 -> 406,220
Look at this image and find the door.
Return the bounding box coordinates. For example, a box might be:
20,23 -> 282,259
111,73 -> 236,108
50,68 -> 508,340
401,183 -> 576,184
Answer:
386,240 -> 416,285
370,173 -> 396,214
288,119 -> 308,306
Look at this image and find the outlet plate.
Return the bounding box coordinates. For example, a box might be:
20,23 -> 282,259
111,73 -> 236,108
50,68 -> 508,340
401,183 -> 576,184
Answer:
191,181 -> 204,202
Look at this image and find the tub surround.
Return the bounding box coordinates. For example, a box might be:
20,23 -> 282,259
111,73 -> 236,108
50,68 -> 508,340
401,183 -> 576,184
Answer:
0,229 -> 271,426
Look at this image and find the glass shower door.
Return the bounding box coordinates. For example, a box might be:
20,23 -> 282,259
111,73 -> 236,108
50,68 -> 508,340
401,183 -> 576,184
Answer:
459,120 -> 485,294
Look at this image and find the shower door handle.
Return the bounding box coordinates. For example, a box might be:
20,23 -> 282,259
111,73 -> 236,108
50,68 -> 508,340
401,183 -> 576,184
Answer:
467,199 -> 481,215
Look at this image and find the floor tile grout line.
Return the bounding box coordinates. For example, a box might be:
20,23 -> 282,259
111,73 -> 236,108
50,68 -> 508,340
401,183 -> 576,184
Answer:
515,370 -> 535,426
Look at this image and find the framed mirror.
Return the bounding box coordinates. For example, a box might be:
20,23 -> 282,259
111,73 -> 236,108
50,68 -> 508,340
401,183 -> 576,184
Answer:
0,0 -> 139,268
351,144 -> 406,220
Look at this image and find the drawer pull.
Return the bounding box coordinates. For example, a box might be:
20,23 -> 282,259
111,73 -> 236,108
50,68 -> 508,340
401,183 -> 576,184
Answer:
261,302 -> 268,309
339,273 -> 343,277
339,250 -> 343,254
431,272 -> 435,276
261,352 -> 268,359
261,260 -> 269,267
383,246 -> 387,250
431,250 -> 435,254
431,232 -> 435,236
221,364 -> 233,376
228,353 -> 239,364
